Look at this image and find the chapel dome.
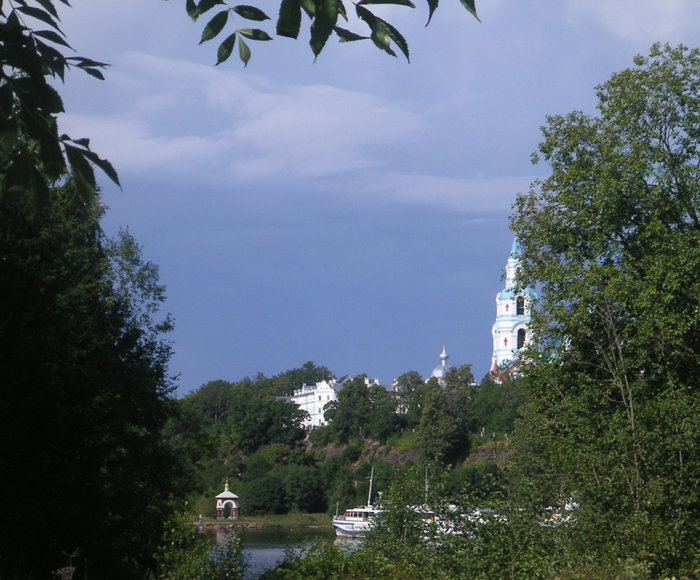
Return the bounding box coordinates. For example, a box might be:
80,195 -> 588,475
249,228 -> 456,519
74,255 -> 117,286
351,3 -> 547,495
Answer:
431,365 -> 447,379
430,345 -> 449,379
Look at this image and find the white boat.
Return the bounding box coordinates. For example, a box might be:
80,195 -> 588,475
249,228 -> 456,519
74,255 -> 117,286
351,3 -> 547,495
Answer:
332,467 -> 382,539
332,504 -> 382,538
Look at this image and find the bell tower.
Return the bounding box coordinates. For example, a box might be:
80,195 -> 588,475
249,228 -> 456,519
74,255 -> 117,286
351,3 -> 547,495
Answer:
491,238 -> 536,377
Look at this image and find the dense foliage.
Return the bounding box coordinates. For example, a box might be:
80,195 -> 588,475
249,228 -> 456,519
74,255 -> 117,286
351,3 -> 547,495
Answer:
258,43 -> 700,580
157,511 -> 248,580
0,1 -> 119,205
170,363 -> 524,522
0,187 -> 179,578
8,5 -> 695,579
511,43 -> 700,577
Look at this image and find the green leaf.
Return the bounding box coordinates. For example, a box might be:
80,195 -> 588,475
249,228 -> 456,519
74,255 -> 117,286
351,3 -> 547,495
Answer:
425,0 -> 438,25
357,0 -> 415,6
80,148 -> 121,188
459,0 -> 480,21
16,5 -> 60,30
21,106 -> 64,178
3,150 -> 33,199
199,10 -> 229,44
33,29 -> 72,49
237,35 -> 251,66
337,0 -> 348,20
33,0 -> 59,19
81,68 -> 105,80
35,39 -> 68,80
30,163 -> 51,208
216,32 -> 237,64
186,0 -> 199,21
38,80 -> 64,113
356,5 -> 409,61
6,10 -> 21,29
310,0 -> 341,58
300,0 -> 316,17
15,76 -> 64,114
66,56 -> 110,68
60,135 -> 120,188
64,143 -> 97,200
232,5 -> 270,21
199,0 -> 225,14
238,28 -> 272,41
0,85 -> 15,121
334,26 -> 368,42
277,0 -> 302,38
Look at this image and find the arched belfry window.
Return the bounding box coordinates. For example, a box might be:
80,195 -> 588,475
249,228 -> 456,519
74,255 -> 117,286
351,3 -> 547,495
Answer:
517,329 -> 526,349
516,296 -> 525,316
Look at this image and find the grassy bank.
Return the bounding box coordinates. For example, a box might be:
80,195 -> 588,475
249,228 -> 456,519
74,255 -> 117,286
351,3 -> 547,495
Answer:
202,513 -> 332,527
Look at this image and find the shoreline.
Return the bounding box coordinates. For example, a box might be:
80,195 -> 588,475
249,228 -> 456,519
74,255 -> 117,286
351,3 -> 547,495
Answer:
194,513 -> 333,531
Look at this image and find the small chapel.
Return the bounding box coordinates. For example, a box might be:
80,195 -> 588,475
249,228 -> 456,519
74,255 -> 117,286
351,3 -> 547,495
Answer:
491,237 -> 536,379
215,481 -> 239,519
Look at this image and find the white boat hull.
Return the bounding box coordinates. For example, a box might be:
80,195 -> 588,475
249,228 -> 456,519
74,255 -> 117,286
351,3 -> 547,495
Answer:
332,520 -> 372,538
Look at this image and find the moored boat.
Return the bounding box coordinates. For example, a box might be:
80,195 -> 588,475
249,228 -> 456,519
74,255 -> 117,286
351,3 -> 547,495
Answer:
332,467 -> 381,539
332,504 -> 382,538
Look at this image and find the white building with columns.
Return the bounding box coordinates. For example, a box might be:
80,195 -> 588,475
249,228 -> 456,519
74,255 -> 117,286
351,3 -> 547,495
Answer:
290,379 -> 341,428
290,377 -> 381,428
491,237 -> 536,377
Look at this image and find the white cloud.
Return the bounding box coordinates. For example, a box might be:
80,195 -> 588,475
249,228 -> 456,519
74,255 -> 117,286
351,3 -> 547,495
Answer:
60,52 -> 427,185
58,113 -> 225,175
564,0 -> 700,45
368,173 -> 536,213
229,84 -> 426,179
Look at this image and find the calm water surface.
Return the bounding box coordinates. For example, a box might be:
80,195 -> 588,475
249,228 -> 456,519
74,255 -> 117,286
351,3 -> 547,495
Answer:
213,526 -> 337,579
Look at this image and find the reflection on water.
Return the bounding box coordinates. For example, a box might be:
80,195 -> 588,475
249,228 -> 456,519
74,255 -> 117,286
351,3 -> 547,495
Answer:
212,526 -> 336,580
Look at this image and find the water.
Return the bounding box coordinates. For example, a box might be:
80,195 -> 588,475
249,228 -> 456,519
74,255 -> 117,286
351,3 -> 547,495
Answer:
213,525 -> 336,579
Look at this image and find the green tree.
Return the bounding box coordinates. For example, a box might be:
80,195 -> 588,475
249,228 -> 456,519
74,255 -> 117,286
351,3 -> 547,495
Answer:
0,185 -> 178,578
511,43 -> 700,577
271,361 -> 334,396
367,383 -> 400,442
472,375 -> 527,436
157,511 -> 248,580
242,471 -> 287,515
444,363 -> 479,434
284,463 -> 325,512
182,380 -> 234,428
324,375 -> 372,443
227,380 -> 308,453
392,370 -> 424,428
416,385 -> 468,464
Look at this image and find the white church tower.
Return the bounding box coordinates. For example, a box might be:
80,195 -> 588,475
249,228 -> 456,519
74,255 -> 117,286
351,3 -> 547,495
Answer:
491,238 -> 536,377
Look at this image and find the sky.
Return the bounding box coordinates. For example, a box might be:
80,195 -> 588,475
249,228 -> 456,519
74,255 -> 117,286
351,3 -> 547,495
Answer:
53,1 -> 700,394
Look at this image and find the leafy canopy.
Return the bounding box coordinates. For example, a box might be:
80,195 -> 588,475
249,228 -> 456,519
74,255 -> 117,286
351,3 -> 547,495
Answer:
511,43 -> 700,577
0,0 -> 120,205
0,183 -> 178,577
178,0 -> 480,66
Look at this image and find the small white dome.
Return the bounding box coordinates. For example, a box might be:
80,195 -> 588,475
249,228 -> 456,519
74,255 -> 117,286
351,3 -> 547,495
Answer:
429,346 -> 449,379
431,365 -> 447,379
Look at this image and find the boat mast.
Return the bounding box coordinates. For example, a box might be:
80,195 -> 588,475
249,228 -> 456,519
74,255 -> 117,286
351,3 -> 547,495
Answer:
367,466 -> 374,507
425,467 -> 429,505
